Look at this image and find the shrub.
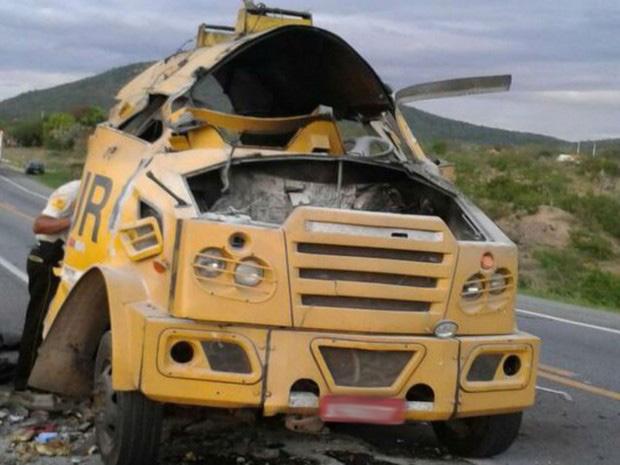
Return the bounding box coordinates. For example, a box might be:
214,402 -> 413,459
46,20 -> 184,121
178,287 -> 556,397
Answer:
73,105 -> 106,127
9,119 -> 43,146
431,140 -> 448,156
580,157 -> 620,178
561,194 -> 620,239
579,270 -> 620,309
483,176 -> 544,213
43,112 -> 79,150
569,230 -> 615,260
534,249 -> 584,295
534,248 -> 620,309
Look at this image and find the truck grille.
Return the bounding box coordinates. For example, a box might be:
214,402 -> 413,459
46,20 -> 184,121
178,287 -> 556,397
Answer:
301,295 -> 430,312
319,347 -> 413,387
284,207 -> 458,331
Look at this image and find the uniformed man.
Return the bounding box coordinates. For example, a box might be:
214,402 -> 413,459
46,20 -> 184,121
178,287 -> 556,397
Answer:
14,180 -> 81,390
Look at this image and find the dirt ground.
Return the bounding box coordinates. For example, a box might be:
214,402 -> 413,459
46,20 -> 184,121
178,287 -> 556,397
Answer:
496,205 -> 575,250
0,380 -> 460,465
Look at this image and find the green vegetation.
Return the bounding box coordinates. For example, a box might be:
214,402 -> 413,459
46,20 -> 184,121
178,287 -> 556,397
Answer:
560,194 -> 620,240
434,142 -> 620,312
3,105 -> 106,154
2,147 -> 83,189
43,112 -> 78,150
570,229 -> 615,260
8,119 -> 44,147
532,249 -> 620,310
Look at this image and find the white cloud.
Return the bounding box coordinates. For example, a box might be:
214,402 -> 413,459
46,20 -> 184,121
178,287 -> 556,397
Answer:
0,0 -> 618,139
527,90 -> 620,106
0,69 -> 88,101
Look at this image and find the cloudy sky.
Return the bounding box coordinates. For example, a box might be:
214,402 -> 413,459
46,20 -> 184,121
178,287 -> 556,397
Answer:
1,0 -> 618,140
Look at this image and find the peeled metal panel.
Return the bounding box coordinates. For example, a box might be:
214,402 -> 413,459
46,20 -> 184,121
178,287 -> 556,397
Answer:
396,75 -> 512,105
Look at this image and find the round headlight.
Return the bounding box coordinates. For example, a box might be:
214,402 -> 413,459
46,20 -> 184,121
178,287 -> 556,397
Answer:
194,248 -> 226,278
434,320 -> 458,338
462,273 -> 485,300
489,272 -> 508,295
235,259 -> 264,287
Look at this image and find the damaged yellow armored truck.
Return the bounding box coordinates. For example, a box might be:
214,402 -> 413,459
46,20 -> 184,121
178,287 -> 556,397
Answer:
28,4 -> 539,464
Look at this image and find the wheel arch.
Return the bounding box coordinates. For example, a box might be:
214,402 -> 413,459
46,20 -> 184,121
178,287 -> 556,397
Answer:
29,266 -> 148,397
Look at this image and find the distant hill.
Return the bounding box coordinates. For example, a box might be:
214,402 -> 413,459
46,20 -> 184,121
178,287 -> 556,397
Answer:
0,61 -> 584,149
400,106 -> 568,148
0,63 -> 151,121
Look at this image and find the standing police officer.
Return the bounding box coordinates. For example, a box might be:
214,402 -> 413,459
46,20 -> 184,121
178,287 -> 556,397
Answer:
14,180 -> 81,390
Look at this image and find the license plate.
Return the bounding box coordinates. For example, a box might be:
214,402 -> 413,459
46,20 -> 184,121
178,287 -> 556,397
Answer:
319,396 -> 406,425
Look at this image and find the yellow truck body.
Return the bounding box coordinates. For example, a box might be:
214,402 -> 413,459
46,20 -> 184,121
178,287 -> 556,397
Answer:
29,4 -> 539,462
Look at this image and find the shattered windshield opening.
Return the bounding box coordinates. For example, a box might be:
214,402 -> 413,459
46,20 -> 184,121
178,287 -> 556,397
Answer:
186,158 -> 483,241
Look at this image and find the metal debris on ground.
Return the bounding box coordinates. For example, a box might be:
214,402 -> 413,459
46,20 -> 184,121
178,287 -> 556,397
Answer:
1,389 -> 455,465
0,387 -> 96,464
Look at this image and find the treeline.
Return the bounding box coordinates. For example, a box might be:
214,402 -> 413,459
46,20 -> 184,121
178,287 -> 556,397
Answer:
1,106 -> 105,150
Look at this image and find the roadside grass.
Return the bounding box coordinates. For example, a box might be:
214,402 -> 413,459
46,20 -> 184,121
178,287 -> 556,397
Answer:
518,287 -> 620,314
569,229 -> 615,261
2,147 -> 82,188
441,143 -> 620,312
526,248 -> 620,312
38,170 -> 76,188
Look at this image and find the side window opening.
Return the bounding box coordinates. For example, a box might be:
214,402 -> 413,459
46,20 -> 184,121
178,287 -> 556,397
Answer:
189,73 -> 234,114
139,200 -> 163,233
120,95 -> 167,142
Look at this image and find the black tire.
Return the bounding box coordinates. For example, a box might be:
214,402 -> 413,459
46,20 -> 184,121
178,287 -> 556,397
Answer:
94,331 -> 163,465
432,412 -> 522,458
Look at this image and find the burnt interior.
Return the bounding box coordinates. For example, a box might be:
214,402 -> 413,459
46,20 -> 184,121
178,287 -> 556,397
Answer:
187,158 -> 483,241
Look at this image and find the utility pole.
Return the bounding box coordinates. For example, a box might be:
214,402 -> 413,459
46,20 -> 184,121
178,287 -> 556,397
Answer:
576,141 -> 581,155
592,142 -> 597,158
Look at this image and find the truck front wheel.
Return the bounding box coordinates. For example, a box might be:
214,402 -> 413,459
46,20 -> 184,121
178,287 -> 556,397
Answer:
93,331 -> 163,465
432,412 -> 522,458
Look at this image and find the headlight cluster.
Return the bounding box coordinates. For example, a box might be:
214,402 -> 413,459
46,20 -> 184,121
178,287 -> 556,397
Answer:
462,273 -> 486,300
194,248 -> 227,278
194,248 -> 266,288
461,270 -> 511,301
489,272 -> 508,295
234,259 -> 265,287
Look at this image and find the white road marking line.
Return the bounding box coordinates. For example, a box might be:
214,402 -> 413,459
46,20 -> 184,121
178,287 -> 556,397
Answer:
517,308 -> 620,336
0,174 -> 48,200
536,385 -> 573,402
0,255 -> 27,283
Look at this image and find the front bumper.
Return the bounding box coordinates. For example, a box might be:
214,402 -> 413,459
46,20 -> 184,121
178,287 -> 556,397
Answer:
132,303 -> 539,421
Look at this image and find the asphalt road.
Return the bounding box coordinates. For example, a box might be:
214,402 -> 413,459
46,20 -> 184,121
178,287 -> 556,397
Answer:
0,163 -> 619,465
